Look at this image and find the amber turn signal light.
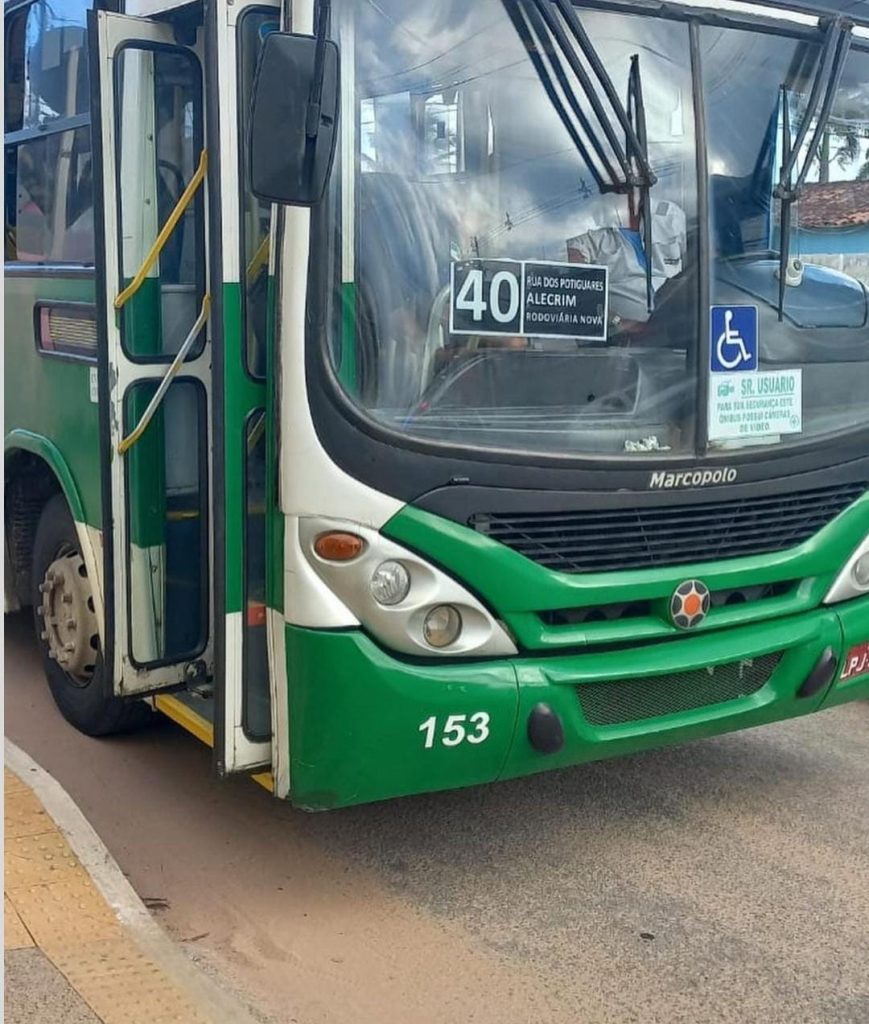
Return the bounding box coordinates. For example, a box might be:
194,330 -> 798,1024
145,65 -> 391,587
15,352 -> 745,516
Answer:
314,531 -> 365,562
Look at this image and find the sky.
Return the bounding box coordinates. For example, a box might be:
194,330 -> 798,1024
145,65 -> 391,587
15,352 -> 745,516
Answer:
771,0 -> 869,17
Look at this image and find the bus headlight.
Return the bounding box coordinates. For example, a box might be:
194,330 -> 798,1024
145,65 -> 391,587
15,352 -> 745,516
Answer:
853,553 -> 869,589
370,561 -> 411,606
824,535 -> 869,605
300,518 -> 517,658
423,605 -> 463,648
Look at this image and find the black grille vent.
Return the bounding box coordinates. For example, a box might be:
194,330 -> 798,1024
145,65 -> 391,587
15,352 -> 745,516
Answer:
578,654 -> 782,726
540,581 -> 797,627
470,483 -> 865,574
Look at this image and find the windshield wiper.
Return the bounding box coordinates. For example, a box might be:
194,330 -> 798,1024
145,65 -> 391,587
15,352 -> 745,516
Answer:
502,0 -> 615,192
774,17 -> 853,321
502,0 -> 657,195
548,0 -> 655,191
627,54 -> 654,314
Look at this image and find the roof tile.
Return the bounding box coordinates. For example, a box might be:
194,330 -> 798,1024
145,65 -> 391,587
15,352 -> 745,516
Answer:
799,181 -> 869,229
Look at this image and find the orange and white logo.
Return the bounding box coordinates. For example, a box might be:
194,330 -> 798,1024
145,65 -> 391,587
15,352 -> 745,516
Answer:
670,580 -> 711,630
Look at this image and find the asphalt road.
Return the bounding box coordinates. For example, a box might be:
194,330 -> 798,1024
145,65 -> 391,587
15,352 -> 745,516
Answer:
5,610 -> 869,1024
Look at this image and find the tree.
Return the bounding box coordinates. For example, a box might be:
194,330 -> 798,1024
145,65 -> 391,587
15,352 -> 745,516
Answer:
817,125 -> 863,183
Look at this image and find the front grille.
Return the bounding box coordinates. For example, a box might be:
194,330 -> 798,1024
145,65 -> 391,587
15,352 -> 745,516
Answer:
470,482 -> 865,573
540,581 -> 796,627
577,653 -> 782,726
541,600 -> 651,626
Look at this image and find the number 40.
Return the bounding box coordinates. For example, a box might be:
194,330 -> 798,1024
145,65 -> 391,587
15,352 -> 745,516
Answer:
455,269 -> 520,324
418,712 -> 491,749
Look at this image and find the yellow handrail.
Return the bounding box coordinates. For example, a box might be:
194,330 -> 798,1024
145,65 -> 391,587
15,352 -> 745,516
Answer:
246,234 -> 271,284
114,148 -> 208,311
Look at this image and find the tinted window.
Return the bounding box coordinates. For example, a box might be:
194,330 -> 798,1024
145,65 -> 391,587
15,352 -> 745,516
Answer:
7,127 -> 94,262
22,0 -> 91,130
5,6 -> 28,133
5,1 -> 94,266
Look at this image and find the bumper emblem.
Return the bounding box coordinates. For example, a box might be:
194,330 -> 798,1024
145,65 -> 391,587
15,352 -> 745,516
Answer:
670,580 -> 711,629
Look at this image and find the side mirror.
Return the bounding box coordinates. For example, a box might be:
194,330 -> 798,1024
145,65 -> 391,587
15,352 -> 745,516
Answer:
249,32 -> 340,207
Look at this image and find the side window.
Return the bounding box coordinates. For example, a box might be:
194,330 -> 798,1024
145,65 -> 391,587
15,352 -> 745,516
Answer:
5,1 -> 94,265
5,6 -> 28,133
238,9 -> 278,379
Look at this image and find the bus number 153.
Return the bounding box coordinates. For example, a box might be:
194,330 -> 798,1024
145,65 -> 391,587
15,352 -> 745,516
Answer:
419,713 -> 491,749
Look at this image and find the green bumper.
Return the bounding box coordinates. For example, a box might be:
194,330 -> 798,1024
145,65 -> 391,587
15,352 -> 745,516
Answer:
286,595 -> 869,809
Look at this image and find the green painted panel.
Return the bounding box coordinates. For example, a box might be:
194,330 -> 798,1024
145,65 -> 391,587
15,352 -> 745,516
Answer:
823,595 -> 869,707
283,604 -> 865,808
339,282 -> 357,393
4,274 -> 102,528
4,430 -> 86,522
221,282 -> 267,615
120,276 -> 162,358
384,498 -> 869,650
285,625 -> 519,810
124,384 -> 166,549
503,608 -> 841,783
264,274 -> 284,614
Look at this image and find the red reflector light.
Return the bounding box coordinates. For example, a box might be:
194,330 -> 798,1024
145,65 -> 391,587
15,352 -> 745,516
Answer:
247,602 -> 267,628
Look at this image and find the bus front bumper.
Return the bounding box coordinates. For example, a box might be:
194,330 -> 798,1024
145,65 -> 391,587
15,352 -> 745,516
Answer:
284,597 -> 869,810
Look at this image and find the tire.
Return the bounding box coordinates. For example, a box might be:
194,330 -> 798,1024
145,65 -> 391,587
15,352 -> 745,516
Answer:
31,494 -> 153,736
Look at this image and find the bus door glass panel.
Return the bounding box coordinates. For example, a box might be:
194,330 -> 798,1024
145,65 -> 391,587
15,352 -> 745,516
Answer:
238,8 -> 277,380
238,9 -> 278,744
243,411 -> 269,740
114,46 -> 205,360
124,379 -> 207,667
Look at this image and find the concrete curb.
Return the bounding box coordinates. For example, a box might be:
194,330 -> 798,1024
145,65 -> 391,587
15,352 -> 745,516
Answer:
5,738 -> 265,1024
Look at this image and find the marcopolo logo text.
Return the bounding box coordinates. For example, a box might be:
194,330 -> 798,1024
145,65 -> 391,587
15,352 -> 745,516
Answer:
649,468 -> 738,490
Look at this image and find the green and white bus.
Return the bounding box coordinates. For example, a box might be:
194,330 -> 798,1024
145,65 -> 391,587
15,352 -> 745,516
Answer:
4,0 -> 869,809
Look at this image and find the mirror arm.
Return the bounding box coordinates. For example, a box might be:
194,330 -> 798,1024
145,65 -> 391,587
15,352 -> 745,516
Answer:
305,0 -> 333,141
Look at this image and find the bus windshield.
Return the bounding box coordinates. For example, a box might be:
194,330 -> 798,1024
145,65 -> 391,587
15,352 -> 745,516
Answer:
318,1 -> 869,459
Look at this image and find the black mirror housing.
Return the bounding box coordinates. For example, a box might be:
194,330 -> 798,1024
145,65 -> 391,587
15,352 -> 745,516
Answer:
249,32 -> 340,207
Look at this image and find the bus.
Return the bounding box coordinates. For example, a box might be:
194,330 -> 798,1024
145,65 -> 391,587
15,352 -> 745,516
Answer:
4,0 -> 869,810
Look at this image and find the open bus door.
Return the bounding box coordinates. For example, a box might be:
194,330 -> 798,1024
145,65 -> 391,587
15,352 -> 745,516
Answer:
88,8 -> 271,776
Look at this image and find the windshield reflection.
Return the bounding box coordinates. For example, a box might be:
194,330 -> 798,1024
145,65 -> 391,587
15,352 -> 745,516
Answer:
704,26 -> 869,447
318,0 -> 868,460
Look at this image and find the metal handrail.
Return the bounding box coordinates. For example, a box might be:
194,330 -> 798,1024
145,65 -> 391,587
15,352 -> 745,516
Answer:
117,294 -> 211,455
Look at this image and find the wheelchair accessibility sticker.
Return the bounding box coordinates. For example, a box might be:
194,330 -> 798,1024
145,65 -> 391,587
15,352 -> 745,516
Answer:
710,305 -> 758,372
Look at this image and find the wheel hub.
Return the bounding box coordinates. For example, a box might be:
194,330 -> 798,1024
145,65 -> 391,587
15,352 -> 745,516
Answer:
37,551 -> 100,684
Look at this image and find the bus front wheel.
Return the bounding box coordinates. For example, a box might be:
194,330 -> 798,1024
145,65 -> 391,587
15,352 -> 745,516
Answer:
30,494 -> 152,736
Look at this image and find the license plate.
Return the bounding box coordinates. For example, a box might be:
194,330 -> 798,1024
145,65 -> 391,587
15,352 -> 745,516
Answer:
840,642 -> 869,682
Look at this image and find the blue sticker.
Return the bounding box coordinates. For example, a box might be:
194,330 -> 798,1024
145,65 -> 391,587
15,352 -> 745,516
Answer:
710,305 -> 758,373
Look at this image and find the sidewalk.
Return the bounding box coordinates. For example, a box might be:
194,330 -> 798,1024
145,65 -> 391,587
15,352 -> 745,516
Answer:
4,742 -> 262,1024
